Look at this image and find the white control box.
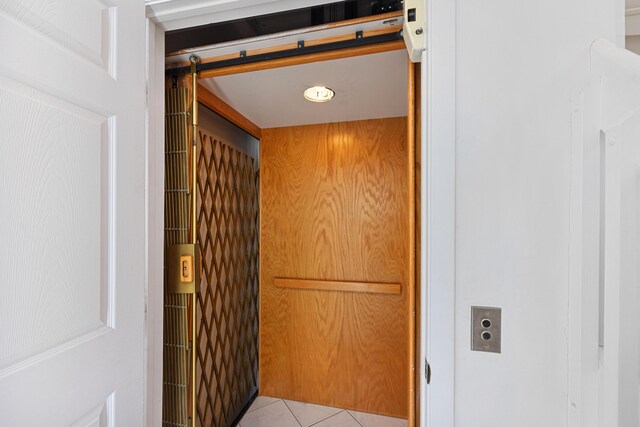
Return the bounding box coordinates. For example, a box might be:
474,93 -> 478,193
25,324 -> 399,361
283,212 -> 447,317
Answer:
403,0 -> 426,62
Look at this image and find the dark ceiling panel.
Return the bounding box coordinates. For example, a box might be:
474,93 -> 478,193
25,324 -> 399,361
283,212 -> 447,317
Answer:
165,0 -> 403,53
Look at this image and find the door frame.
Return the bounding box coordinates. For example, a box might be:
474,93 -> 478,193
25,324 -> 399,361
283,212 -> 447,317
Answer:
421,1 -> 456,426
145,1 -> 456,426
145,16 -> 166,427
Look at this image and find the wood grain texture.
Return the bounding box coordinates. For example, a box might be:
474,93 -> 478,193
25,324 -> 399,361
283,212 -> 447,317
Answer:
274,278 -> 401,295
406,59 -> 416,427
199,40 -> 405,79
260,117 -> 409,418
413,62 -> 422,427
0,0 -> 113,71
197,82 -> 261,139
0,0 -> 145,423
0,76 -> 106,369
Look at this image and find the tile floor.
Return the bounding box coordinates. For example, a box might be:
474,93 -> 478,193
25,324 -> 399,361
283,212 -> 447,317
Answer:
239,395 -> 408,427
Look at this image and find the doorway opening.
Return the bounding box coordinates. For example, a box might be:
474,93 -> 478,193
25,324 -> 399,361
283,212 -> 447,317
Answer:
161,7 -> 419,427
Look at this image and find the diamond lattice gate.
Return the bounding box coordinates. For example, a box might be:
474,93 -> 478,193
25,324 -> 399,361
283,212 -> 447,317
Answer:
195,130 -> 259,426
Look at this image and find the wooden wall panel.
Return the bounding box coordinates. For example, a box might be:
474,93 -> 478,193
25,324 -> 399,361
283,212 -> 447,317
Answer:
413,62 -> 422,426
407,59 -> 417,427
260,117 -> 409,418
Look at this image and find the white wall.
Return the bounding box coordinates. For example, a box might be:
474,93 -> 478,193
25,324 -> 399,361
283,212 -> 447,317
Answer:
454,0 -> 620,426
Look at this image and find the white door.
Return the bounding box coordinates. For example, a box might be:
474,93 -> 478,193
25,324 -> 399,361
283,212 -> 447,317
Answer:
0,1 -> 146,425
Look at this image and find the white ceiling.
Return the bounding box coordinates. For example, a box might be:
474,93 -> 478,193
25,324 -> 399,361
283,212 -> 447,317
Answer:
200,49 -> 408,129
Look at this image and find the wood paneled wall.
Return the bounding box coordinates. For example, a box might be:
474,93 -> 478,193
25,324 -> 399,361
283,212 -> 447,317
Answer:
260,117 -> 409,418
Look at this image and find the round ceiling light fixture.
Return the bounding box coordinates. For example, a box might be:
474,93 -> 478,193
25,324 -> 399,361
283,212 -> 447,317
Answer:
303,86 -> 335,103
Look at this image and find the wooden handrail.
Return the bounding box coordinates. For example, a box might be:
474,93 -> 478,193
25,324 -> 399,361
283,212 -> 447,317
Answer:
274,277 -> 401,295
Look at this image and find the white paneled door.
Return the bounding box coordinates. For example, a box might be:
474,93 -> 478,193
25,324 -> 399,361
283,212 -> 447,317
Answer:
0,0 -> 146,425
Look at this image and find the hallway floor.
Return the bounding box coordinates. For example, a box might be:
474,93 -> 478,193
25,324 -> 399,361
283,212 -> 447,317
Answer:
239,396 -> 408,427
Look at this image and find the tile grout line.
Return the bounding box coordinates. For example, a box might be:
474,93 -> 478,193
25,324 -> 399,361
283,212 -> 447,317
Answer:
346,410 -> 365,427
245,397 -> 282,414
243,397 -> 408,427
308,409 -> 346,427
282,399 -> 303,427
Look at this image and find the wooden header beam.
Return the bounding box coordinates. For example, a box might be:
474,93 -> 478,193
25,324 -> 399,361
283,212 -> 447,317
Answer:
197,82 -> 262,139
199,39 -> 404,79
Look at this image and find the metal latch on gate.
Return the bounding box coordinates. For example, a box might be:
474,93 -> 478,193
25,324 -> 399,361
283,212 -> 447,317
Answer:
425,358 -> 431,384
166,244 -> 201,294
